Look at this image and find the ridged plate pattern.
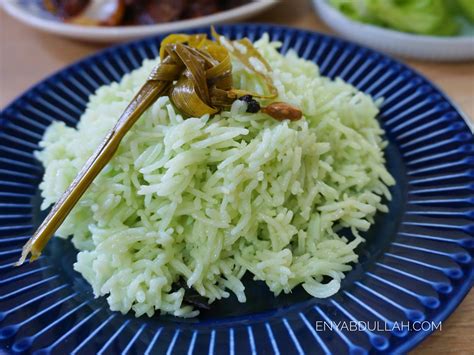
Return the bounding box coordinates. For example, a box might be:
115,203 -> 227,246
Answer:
0,25 -> 473,354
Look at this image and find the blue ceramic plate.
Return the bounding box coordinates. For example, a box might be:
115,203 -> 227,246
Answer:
0,24 -> 473,354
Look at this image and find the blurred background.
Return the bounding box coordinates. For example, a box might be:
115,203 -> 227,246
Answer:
1,0 -> 473,119
0,1 -> 472,353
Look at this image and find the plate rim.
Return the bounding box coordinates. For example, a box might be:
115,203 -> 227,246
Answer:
0,23 -> 473,354
1,0 -> 277,41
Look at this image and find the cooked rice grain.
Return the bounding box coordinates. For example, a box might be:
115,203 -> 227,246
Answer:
36,34 -> 394,317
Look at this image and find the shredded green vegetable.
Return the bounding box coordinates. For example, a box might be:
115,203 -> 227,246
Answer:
329,0 -> 474,36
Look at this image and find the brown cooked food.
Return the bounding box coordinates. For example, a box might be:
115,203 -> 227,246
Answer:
43,0 -> 251,26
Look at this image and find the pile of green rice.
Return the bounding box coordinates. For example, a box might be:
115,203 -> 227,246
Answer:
37,34 -> 394,318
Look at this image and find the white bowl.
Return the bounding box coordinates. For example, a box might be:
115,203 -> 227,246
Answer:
1,0 -> 277,43
313,0 -> 474,61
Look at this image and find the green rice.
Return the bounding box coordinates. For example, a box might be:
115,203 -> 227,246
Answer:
36,34 -> 395,318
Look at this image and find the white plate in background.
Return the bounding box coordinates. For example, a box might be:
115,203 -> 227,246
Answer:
313,0 -> 474,61
1,0 -> 277,43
